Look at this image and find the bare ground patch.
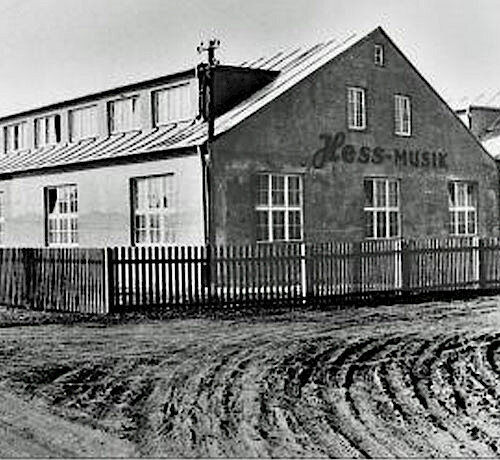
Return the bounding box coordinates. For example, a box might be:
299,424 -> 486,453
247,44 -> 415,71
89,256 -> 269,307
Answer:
1,297 -> 500,456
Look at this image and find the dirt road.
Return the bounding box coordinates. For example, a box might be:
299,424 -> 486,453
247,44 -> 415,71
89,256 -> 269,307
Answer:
1,297 -> 500,457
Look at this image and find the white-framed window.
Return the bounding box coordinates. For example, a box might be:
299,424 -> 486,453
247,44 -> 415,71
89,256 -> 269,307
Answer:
70,105 -> 98,142
394,94 -> 411,136
4,122 -> 28,153
448,181 -> 477,236
153,82 -> 195,126
374,44 -> 384,66
347,87 -> 366,130
45,184 -> 78,246
35,114 -> 61,148
0,191 -> 5,245
109,96 -> 140,133
364,178 -> 400,239
132,174 -> 176,245
256,173 -> 303,242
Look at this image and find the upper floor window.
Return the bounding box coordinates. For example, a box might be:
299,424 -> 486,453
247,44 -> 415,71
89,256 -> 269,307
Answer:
347,87 -> 366,130
70,105 -> 98,142
109,97 -> 140,133
35,114 -> 61,148
364,178 -> 400,239
132,174 -> 176,245
153,82 -> 195,126
4,122 -> 28,153
374,44 -> 384,66
45,184 -> 78,247
256,173 -> 303,242
448,181 -> 477,236
394,94 -> 411,136
0,191 -> 5,245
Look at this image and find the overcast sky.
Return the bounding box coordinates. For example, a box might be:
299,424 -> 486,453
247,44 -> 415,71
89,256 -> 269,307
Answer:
0,0 -> 498,117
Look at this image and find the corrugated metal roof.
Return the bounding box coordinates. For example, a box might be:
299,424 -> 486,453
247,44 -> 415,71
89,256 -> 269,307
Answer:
0,28 -> 369,175
143,30 -> 365,153
0,121 -> 200,176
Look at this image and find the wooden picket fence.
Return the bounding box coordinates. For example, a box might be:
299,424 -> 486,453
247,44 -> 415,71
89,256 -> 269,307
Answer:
2,237 -> 500,314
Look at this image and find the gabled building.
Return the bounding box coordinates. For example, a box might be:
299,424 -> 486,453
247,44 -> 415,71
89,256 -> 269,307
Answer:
0,26 -> 497,248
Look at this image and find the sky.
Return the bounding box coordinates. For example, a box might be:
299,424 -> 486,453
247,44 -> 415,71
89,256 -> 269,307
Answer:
0,0 -> 499,117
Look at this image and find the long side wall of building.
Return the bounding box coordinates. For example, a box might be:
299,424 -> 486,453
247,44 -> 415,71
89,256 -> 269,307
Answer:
0,154 -> 204,247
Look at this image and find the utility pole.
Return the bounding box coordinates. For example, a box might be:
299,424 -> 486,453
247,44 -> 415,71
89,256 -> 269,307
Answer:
197,39 -> 219,301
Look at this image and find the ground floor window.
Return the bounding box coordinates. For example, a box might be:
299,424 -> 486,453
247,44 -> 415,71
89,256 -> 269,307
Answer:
364,177 -> 400,239
45,184 -> 78,246
132,174 -> 176,245
256,173 -> 303,242
0,191 -> 4,244
448,181 -> 477,235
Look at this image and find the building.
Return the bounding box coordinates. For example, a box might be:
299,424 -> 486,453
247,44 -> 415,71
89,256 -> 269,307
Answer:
456,103 -> 500,159
0,26 -> 497,248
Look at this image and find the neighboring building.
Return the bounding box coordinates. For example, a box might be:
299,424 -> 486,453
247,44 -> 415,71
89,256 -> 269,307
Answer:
456,104 -> 500,159
0,26 -> 498,248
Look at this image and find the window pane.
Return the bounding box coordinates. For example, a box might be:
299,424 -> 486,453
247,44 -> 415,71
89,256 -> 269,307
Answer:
272,211 -> 285,241
256,211 -> 269,242
448,183 -> 456,207
288,210 -> 302,240
376,211 -> 386,238
388,181 -> 398,207
389,211 -> 399,237
271,175 -> 285,205
364,180 -> 374,207
456,184 -> 466,207
288,176 -> 301,206
457,211 -> 466,234
257,175 -> 269,206
449,211 -> 456,234
365,211 -> 374,238
467,211 -> 476,235
375,180 -> 386,207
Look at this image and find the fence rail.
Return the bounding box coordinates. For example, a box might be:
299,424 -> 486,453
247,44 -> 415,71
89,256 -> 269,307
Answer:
1,237 -> 500,314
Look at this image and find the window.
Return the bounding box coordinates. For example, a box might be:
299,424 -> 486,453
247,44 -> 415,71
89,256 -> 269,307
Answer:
364,178 -> 400,239
45,184 -> 78,246
374,44 -> 384,66
132,174 -> 176,245
347,87 -> 366,130
256,173 -> 303,242
153,82 -> 195,126
0,191 -> 5,245
109,97 -> 140,133
448,181 -> 477,236
4,122 -> 28,153
35,114 -> 61,148
394,94 -> 411,136
70,105 -> 98,142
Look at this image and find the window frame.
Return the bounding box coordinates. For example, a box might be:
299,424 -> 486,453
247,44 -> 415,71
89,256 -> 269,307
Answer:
152,81 -> 195,127
108,95 -> 140,134
44,184 -> 78,247
4,121 -> 28,153
394,94 -> 412,137
364,177 -> 401,240
255,173 -> 303,243
69,104 -> 98,142
448,181 -> 478,236
374,44 -> 384,66
347,86 -> 366,131
34,113 -> 62,148
131,173 -> 176,246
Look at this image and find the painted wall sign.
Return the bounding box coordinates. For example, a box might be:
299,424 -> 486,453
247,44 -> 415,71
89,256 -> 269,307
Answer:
312,131 -> 448,169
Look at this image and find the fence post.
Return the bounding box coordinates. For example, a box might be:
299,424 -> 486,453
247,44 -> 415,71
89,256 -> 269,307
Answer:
300,242 -> 307,301
105,248 -> 114,314
401,239 -> 411,293
478,238 -> 487,290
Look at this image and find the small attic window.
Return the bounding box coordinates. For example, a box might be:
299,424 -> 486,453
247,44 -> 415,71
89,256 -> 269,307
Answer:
374,44 -> 384,66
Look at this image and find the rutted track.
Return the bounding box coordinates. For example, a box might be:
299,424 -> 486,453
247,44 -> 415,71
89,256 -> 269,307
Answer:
1,298 -> 500,457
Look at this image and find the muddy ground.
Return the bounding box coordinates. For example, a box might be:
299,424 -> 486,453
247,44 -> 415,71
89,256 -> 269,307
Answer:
1,297 -> 500,457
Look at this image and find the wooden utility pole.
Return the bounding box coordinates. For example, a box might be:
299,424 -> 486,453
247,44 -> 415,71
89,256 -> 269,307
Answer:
197,39 -> 219,301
